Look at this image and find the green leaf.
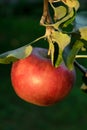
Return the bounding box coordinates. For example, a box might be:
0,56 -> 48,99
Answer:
54,48 -> 63,67
62,9 -> 75,28
79,27 -> 87,41
66,40 -> 84,70
0,45 -> 33,64
0,35 -> 45,64
52,8 -> 75,30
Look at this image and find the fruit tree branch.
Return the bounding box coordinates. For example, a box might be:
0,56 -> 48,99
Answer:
40,0 -> 53,25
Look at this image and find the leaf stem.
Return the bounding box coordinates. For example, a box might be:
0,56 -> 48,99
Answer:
27,35 -> 46,46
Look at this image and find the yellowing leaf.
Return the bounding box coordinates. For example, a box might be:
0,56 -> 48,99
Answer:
48,31 -> 71,67
48,39 -> 55,65
50,3 -> 67,21
81,83 -> 87,93
51,8 -> 75,30
62,0 -> 80,10
79,27 -> 87,41
52,31 -> 71,50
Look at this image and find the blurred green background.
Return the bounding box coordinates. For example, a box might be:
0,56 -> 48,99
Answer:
0,0 -> 87,130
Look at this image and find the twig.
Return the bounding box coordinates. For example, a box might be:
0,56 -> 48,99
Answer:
40,0 -> 52,25
76,55 -> 87,59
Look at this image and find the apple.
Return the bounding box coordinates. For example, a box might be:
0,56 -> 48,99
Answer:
11,47 -> 75,106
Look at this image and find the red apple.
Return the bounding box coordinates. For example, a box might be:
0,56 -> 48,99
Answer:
11,47 -> 75,106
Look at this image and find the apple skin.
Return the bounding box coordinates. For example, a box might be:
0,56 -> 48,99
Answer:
11,47 -> 75,106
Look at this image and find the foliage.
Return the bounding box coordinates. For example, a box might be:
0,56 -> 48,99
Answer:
0,0 -> 87,71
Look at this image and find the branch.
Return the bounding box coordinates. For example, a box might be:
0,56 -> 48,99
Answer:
40,0 -> 52,25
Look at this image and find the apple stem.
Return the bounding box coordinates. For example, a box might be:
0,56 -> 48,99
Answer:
74,60 -> 87,75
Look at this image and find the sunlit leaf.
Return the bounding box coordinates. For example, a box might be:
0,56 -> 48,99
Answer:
81,83 -> 87,93
62,9 -> 75,28
48,39 -> 55,65
0,35 -> 46,64
79,27 -> 87,41
51,8 -> 75,30
49,30 -> 71,67
62,0 -> 80,10
50,3 -> 67,21
51,31 -> 71,50
42,7 -> 75,31
0,45 -> 33,64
